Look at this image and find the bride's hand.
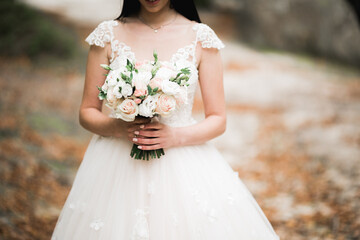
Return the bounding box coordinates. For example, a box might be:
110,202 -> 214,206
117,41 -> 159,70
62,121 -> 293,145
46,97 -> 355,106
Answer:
112,117 -> 151,138
128,122 -> 179,150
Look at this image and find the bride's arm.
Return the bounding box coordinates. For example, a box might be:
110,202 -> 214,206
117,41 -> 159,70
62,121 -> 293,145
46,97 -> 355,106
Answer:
79,44 -> 149,137
131,47 -> 226,150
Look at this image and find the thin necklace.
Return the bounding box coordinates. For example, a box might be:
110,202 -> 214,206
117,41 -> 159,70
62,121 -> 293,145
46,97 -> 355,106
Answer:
138,13 -> 177,33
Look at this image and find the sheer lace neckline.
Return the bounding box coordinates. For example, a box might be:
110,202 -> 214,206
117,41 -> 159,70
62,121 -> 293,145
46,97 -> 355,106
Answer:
110,20 -> 199,65
112,39 -> 196,63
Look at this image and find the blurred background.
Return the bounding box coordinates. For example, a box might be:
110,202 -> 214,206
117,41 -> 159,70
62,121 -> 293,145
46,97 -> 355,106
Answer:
0,0 -> 359,239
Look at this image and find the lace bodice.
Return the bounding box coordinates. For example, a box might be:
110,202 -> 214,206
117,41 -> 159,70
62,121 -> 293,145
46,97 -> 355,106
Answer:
85,19 -> 225,127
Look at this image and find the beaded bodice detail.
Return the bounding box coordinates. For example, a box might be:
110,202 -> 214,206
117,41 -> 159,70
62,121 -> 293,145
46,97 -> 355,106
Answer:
85,20 -> 225,127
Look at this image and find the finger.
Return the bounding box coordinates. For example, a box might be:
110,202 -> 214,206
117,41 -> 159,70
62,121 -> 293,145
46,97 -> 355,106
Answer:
127,123 -> 146,132
142,122 -> 163,130
137,130 -> 161,138
138,144 -> 162,151
134,137 -> 161,145
127,126 -> 139,133
128,131 -> 138,140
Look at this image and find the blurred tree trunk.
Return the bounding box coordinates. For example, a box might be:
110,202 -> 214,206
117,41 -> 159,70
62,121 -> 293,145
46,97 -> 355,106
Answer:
346,0 -> 360,26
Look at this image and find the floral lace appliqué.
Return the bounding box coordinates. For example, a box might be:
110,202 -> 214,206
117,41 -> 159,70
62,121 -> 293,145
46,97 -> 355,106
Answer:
68,200 -> 87,212
193,23 -> 225,50
147,181 -> 155,195
132,207 -> 150,240
90,218 -> 104,231
227,192 -> 235,205
85,20 -> 118,48
191,188 -> 218,223
172,212 -> 179,227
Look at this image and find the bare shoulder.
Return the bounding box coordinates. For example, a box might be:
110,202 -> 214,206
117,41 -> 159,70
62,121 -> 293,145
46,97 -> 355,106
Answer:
175,14 -> 197,26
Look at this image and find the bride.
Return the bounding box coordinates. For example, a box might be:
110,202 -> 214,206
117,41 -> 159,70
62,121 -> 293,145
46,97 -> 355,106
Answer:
51,0 -> 280,239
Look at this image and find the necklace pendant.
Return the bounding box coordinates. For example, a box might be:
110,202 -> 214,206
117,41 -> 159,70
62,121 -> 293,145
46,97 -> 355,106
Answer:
154,29 -> 158,33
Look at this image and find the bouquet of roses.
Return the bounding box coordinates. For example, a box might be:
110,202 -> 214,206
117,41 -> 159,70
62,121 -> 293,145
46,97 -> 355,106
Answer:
97,51 -> 191,160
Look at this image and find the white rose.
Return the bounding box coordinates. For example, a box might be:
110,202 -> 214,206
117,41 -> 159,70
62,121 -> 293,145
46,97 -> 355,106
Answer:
155,94 -> 176,116
149,77 -> 162,91
106,86 -> 115,101
156,67 -> 176,80
109,57 -> 127,70
105,88 -> 119,108
138,95 -> 158,117
112,83 -> 123,99
137,62 -> 153,72
115,99 -> 139,122
133,71 -> 152,88
175,59 -> 191,71
106,69 -> 122,86
121,83 -> 133,97
162,80 -> 180,96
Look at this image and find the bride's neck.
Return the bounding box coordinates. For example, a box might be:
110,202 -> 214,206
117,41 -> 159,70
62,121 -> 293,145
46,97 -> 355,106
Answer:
138,7 -> 177,26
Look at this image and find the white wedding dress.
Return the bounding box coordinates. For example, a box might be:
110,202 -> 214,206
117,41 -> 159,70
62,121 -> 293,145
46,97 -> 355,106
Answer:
51,20 -> 280,240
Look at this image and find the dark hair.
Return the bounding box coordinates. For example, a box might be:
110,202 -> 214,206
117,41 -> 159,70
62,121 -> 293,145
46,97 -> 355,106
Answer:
115,0 -> 201,23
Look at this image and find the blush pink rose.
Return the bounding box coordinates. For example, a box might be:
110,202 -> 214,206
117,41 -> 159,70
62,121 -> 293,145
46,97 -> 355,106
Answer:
134,89 -> 147,97
135,60 -> 145,69
155,94 -> 176,116
117,99 -> 139,122
134,98 -> 142,104
149,77 -> 162,91
134,80 -> 148,97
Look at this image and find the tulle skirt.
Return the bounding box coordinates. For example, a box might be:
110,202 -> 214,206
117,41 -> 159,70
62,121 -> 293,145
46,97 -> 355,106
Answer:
51,135 -> 280,240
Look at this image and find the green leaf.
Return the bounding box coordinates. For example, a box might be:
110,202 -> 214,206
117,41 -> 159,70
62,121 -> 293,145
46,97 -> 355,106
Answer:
175,72 -> 182,79
153,50 -> 158,65
153,87 -> 158,92
147,85 -> 153,95
121,73 -> 127,80
118,86 -> 122,93
181,67 -> 190,74
121,73 -> 132,85
151,63 -> 160,79
100,64 -> 112,70
98,92 -> 107,100
126,59 -> 134,72
97,86 -> 107,100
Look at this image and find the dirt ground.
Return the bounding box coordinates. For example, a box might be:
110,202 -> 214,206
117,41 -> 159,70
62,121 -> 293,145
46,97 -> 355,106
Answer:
0,10 -> 360,240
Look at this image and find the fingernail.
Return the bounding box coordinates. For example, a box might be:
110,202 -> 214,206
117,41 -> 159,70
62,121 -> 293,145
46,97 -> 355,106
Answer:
137,145 -> 142,149
134,131 -> 139,135
140,125 -> 144,129
133,138 -> 138,142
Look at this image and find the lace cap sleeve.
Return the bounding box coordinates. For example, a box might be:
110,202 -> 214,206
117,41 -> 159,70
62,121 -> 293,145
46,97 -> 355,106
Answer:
194,23 -> 225,50
85,20 -> 118,47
